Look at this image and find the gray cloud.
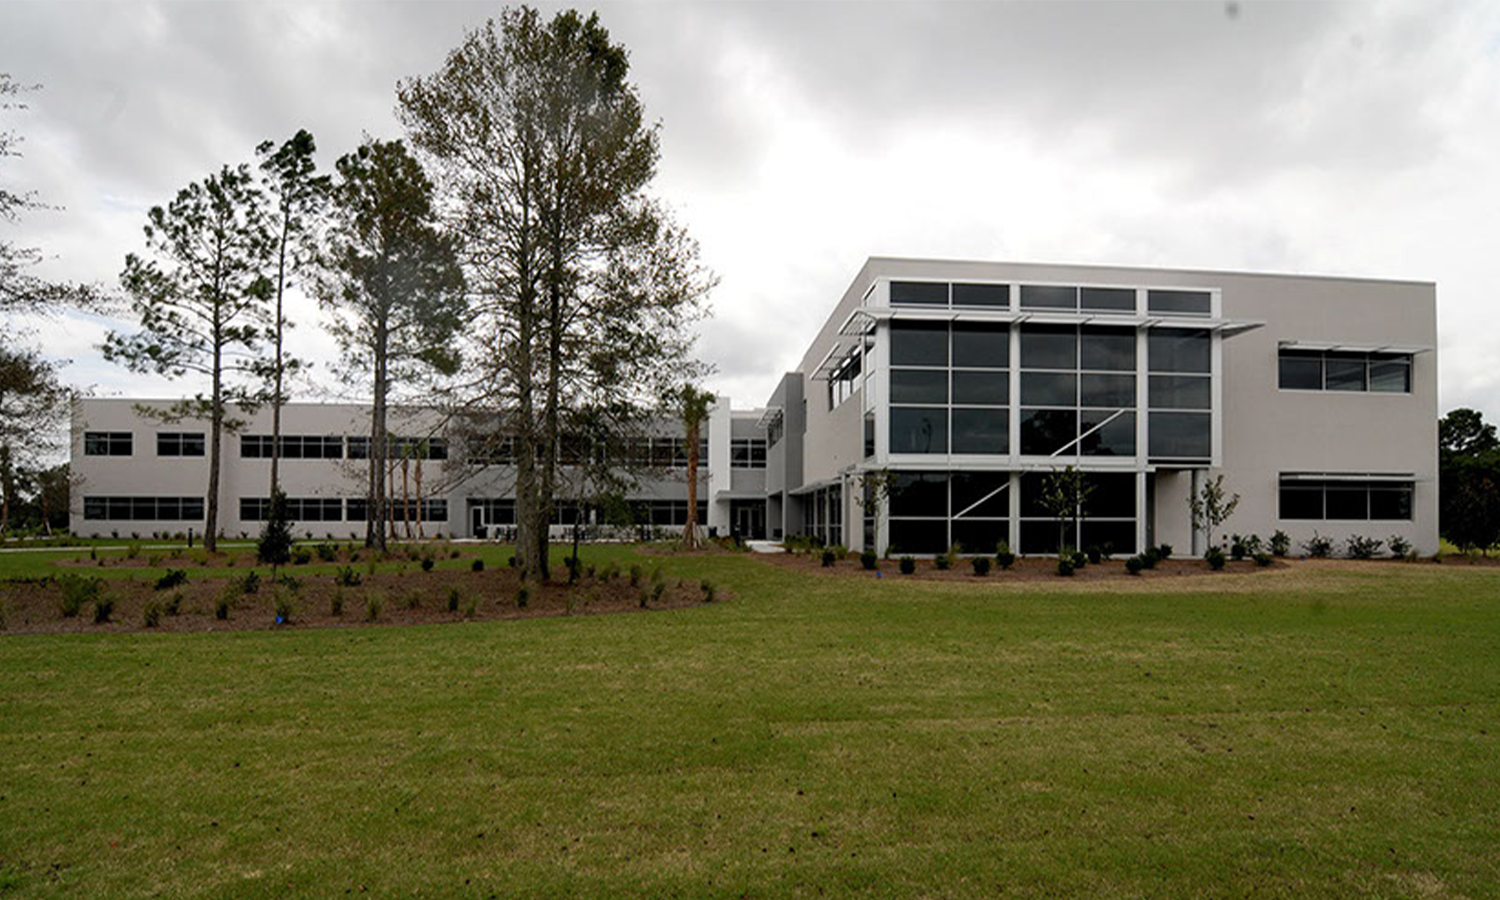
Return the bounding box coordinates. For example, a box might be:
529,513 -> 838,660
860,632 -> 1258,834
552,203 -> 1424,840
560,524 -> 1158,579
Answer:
2,0 -> 1498,419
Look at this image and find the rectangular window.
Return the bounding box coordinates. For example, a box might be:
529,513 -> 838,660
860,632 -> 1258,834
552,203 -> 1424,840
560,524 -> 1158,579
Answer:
1020,285 -> 1077,311
1277,348 -> 1413,394
156,432 -> 205,457
1147,290 -> 1211,316
951,283 -> 1009,308
1278,477 -> 1413,521
84,431 -> 132,457
82,496 -> 203,520
890,281 -> 948,306
1080,287 -> 1136,313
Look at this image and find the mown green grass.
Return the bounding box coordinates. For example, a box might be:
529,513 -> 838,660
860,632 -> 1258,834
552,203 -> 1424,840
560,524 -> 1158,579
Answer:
1,549 -> 1498,898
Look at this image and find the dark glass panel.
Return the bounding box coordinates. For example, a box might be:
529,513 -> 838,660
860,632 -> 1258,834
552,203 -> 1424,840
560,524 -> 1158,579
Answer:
891,369 -> 948,404
1080,287 -> 1136,313
1081,373 -> 1136,409
890,408 -> 947,454
890,281 -> 948,306
1279,484 -> 1323,520
952,371 -> 1008,405
951,408 -> 1008,454
1278,351 -> 1323,390
1080,327 -> 1136,371
952,472 -> 1010,518
951,283 -> 1009,307
1020,325 -> 1077,370
1147,290 -> 1211,316
1079,410 -> 1135,456
1020,285 -> 1077,310
889,519 -> 948,555
1324,354 -> 1367,391
1148,329 -> 1211,373
1020,409 -> 1076,455
1147,412 -> 1210,459
952,520 -> 1009,556
1021,372 -> 1076,406
951,323 -> 1009,367
890,472 -> 948,517
1148,374 -> 1211,409
890,321 -> 948,366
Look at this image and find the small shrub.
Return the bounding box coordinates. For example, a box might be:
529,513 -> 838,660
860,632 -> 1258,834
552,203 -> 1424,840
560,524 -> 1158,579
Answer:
1253,551 -> 1273,567
971,556 -> 991,576
471,558 -> 485,573
1085,545 -> 1102,565
315,543 -> 338,562
154,568 -> 188,591
334,566 -> 362,587
1205,546 -> 1227,570
899,556 -> 916,575
330,591 -> 345,617
860,550 -> 878,570
933,555 -> 951,571
1125,556 -> 1144,575
366,593 -> 383,621
1056,557 -> 1076,577
1269,530 -> 1291,557
1387,535 -> 1412,558
420,557 -> 435,572
291,548 -> 312,566
1302,533 -> 1333,558
516,586 -> 530,609
58,575 -> 100,617
142,600 -> 163,628
93,595 -> 115,624
1345,535 -> 1384,560
995,542 -> 1016,570
820,549 -> 837,567
447,587 -> 462,612
700,580 -> 716,603
273,592 -> 295,624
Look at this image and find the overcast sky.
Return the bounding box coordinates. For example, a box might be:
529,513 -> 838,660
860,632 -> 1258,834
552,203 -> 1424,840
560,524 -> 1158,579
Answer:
2,0 -> 1498,418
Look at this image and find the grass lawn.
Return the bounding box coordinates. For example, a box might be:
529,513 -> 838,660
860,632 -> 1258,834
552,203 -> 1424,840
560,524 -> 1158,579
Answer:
1,548 -> 1498,898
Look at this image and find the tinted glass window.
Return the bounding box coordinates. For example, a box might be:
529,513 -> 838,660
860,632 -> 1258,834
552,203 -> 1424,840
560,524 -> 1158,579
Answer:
1324,354 -> 1367,391
951,283 -> 1009,307
951,408 -> 1008,454
952,472 -> 1010,517
1021,372 -> 1076,406
1369,357 -> 1411,393
1084,472 -> 1136,518
1020,408 -> 1076,455
1079,410 -> 1135,456
952,371 -> 1008,405
1081,373 -> 1136,408
1149,329 -> 1211,373
1020,285 -> 1077,310
889,519 -> 948,554
951,323 -> 1009,367
890,472 -> 948,517
890,281 -> 948,305
1147,290 -> 1211,316
1278,352 -> 1323,389
1080,327 -> 1136,371
1325,485 -> 1369,519
1147,411 -> 1210,459
1148,374 -> 1211,409
890,408 -> 947,454
890,322 -> 948,366
1081,287 -> 1135,313
1020,325 -> 1077,369
890,369 -> 948,404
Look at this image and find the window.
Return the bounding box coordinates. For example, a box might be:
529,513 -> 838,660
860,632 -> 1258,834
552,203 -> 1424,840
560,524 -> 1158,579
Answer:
1147,290 -> 1211,316
731,438 -> 768,469
890,281 -> 948,306
156,432 -> 205,457
1279,477 -> 1413,521
84,431 -> 132,457
83,496 -> 204,520
1277,348 -> 1412,394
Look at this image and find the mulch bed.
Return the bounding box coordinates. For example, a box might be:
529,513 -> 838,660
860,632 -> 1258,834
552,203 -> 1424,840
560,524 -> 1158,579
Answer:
1,562 -> 716,636
761,550 -> 1288,582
